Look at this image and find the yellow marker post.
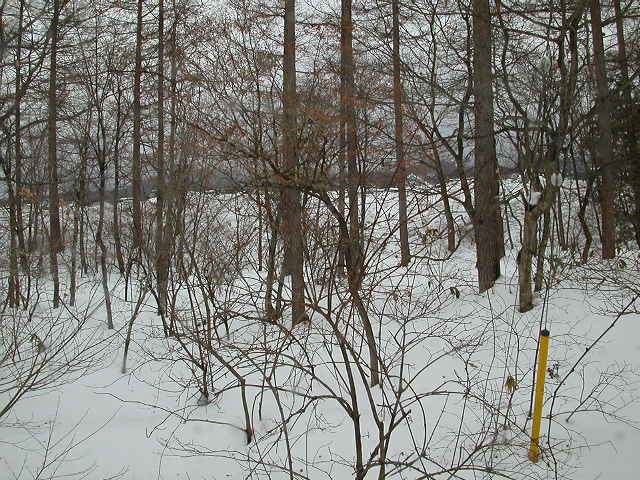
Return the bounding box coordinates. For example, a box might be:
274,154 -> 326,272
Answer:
528,329 -> 550,463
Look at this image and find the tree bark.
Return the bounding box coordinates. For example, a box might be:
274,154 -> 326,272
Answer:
132,0 -> 144,250
613,0 -> 639,247
156,0 -> 169,317
590,0 -> 617,258
472,0 -> 503,293
392,0 -> 410,266
48,0 -> 62,308
282,0 -> 306,327
342,0 -> 361,273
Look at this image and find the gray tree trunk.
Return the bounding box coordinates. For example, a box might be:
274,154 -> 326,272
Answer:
392,0 -> 410,266
282,0 -> 306,327
48,0 -> 62,308
590,0 -> 617,259
132,0 -> 144,250
472,0 -> 503,293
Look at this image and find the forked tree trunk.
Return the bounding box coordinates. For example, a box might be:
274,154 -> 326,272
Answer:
340,0 -> 379,387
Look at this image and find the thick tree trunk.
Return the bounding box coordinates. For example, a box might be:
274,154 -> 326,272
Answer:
472,0 -> 503,293
590,0 -> 617,259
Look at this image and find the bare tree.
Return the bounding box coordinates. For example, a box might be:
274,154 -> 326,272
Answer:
472,0 -> 504,293
47,0 -> 64,309
132,0 -> 145,250
590,0 -> 617,259
392,0 -> 410,266
281,0 -> 306,327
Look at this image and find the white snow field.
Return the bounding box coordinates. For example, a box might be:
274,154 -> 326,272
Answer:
1,178 -> 639,480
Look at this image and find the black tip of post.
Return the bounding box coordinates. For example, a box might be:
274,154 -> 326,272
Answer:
541,329 -> 550,337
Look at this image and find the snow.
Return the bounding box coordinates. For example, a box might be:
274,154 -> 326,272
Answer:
527,190 -> 542,206
1,180 -> 639,480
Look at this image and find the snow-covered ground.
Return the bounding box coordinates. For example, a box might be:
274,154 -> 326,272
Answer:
1,179 -> 639,480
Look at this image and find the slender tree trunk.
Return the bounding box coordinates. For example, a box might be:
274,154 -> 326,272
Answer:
392,0 -> 410,265
4,165 -> 19,307
534,208 -> 551,291
340,0 -> 379,387
98,164 -> 114,330
265,216 -> 279,322
555,193 -> 567,250
112,87 -> 125,275
78,144 -> 88,275
472,0 -> 503,293
48,0 -> 62,308
156,0 -> 168,317
132,0 -> 144,250
337,94 -> 347,275
15,0 -> 27,275
70,143 -> 87,307
282,0 -> 306,327
590,0 -> 616,258
613,0 -> 639,247
342,0 -> 361,272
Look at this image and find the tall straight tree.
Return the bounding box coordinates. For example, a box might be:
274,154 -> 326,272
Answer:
132,0 -> 144,249
156,0 -> 169,316
282,0 -> 306,327
590,0 -> 616,259
48,0 -> 63,308
14,0 -> 27,275
472,0 -> 503,293
392,0 -> 410,266
613,0 -> 639,247
341,0 -> 360,269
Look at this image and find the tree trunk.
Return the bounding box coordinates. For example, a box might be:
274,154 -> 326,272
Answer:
613,0 -> 639,247
282,0 -> 306,327
342,0 -> 361,273
534,208 -> 551,292
156,0 -> 168,316
472,0 -> 503,293
392,0 -> 410,265
113,86 -> 125,275
15,0 -> 28,276
48,0 -> 62,308
590,0 -> 617,259
132,0 -> 144,250
98,164 -> 114,330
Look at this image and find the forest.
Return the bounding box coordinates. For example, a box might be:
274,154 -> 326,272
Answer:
1,0 -> 639,479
